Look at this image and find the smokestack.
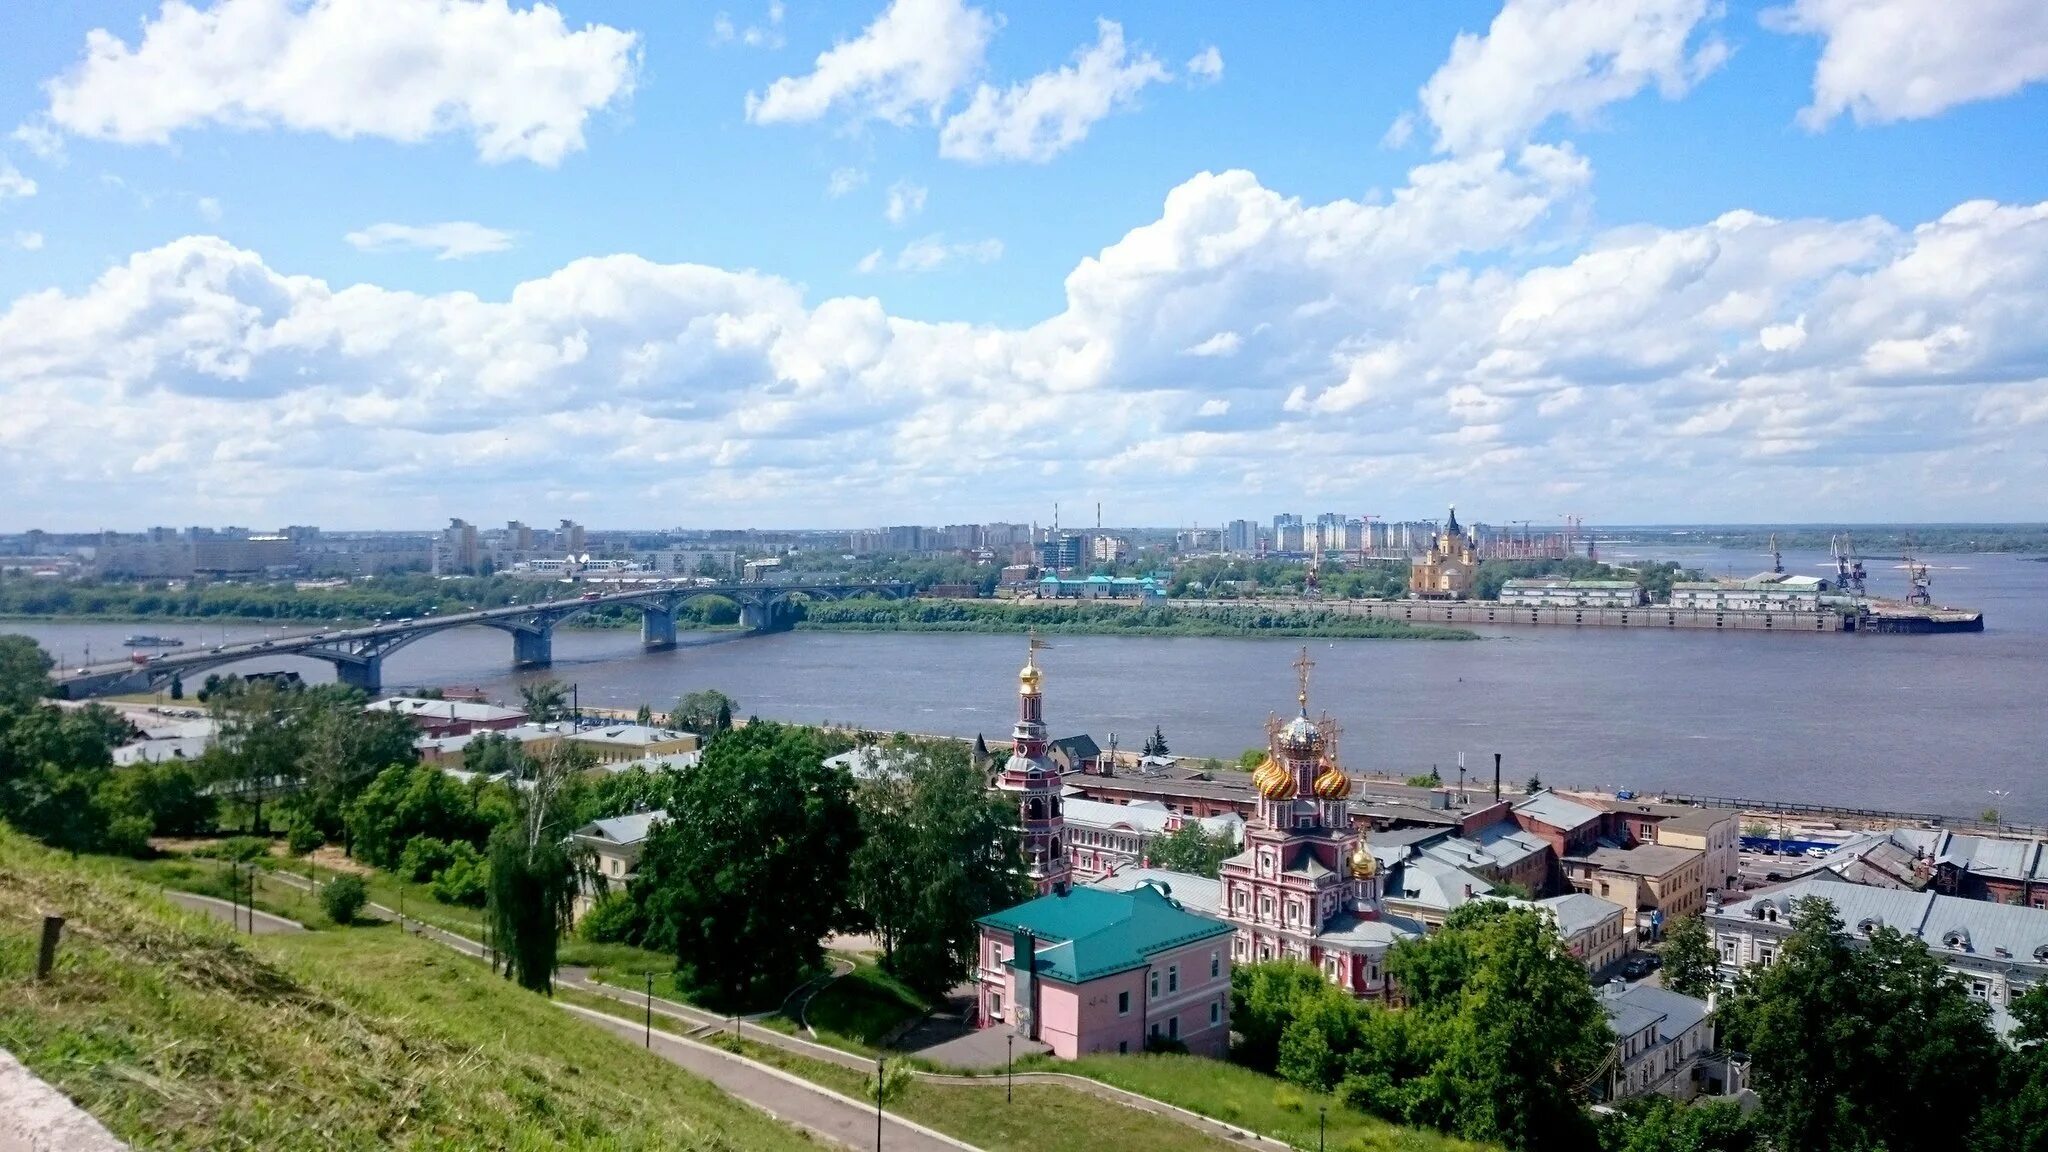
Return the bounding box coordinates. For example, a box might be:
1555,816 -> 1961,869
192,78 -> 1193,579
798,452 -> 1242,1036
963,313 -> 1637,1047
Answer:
1493,752 -> 1502,802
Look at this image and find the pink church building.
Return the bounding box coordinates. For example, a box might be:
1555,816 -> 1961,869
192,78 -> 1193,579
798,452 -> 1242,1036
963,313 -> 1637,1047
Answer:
993,634 -> 1073,896
975,883 -> 1234,1059
1216,650 -> 1421,997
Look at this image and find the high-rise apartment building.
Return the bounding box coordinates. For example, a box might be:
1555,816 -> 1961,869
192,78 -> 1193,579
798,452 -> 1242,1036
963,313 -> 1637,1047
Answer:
1226,519 -> 1258,554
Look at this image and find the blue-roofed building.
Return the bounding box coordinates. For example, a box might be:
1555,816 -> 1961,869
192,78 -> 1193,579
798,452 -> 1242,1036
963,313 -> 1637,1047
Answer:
975,883 -> 1234,1059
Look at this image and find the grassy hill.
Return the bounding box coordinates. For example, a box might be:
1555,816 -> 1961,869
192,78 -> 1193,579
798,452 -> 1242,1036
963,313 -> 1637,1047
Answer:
0,828 -> 816,1151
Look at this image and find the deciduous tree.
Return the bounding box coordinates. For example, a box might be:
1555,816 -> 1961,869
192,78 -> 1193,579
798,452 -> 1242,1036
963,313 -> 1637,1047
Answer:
1660,914 -> 1717,999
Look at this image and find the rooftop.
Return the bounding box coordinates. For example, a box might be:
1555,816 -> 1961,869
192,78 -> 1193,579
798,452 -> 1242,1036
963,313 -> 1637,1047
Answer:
1538,892 -> 1627,937
574,810 -> 667,846
1601,983 -> 1711,1051
1715,878 -> 2048,967
365,696 -> 525,724
1062,797 -> 1243,840
978,884 -> 1232,984
1088,868 -> 1222,914
1514,790 -> 1604,832
568,724 -> 695,748
1570,843 -> 1701,877
1384,855 -> 1495,915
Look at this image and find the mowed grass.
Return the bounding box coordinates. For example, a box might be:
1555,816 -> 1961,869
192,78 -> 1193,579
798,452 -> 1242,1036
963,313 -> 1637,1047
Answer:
1050,1053 -> 1494,1152
717,1034 -> 1241,1152
0,829 -> 817,1151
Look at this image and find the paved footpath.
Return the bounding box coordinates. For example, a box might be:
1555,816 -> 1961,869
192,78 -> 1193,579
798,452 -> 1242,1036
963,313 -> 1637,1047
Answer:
562,1003 -> 970,1152
162,891 -> 305,935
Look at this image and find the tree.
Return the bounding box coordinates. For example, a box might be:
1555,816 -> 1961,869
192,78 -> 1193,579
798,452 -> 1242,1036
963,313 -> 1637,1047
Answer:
0,635 -> 53,709
1596,1097 -> 1762,1152
519,678 -> 570,723
1236,748 -> 1266,771
205,678 -> 306,833
1142,725 -> 1170,757
634,721 -> 859,1009
1524,774 -> 1543,794
1719,895 -> 2005,1152
670,689 -> 737,735
1974,985 -> 2048,1152
847,741 -> 1027,996
1660,914 -> 1716,999
345,763 -> 496,869
321,874 -> 368,924
1230,959 -> 1332,1073
291,688 -> 417,838
1147,820 -> 1239,878
634,703 -> 653,727
486,745 -> 591,994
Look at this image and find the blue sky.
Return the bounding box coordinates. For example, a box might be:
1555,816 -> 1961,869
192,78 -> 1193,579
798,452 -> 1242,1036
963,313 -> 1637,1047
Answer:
1,0 -> 2045,530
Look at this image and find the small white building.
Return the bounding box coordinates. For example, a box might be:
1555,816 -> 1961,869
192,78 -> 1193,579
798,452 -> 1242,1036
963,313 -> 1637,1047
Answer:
1062,796 -> 1244,882
570,810 -> 666,917
1497,578 -> 1645,608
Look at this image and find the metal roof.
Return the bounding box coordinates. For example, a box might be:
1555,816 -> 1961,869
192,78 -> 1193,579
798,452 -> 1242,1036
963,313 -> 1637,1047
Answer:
1514,790 -> 1604,831
1715,878 -> 2048,966
1602,983 -> 1711,1048
1570,843 -> 1700,878
1063,797 -> 1242,839
1539,892 -> 1627,937
979,884 -> 1233,983
576,810 -> 667,846
1385,855 -> 1495,914
1089,868 -> 1223,914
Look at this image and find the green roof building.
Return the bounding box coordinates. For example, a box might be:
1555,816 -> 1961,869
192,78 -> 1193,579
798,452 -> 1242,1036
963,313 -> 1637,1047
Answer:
975,882 -> 1234,1059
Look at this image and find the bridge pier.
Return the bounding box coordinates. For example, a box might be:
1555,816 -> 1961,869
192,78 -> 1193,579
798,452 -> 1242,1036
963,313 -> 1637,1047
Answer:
335,658 -> 383,695
641,605 -> 678,650
513,628 -> 553,669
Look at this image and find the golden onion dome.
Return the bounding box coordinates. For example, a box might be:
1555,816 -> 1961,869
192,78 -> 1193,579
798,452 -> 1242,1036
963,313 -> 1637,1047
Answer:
1349,842 -> 1377,879
1313,762 -> 1353,801
1018,661 -> 1042,694
1252,757 -> 1297,800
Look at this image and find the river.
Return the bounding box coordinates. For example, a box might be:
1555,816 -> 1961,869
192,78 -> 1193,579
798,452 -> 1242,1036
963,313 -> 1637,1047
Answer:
8,545 -> 2046,821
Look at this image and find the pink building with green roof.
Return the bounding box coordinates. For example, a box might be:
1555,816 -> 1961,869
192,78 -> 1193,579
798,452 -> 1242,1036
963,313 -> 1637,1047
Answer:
975,883 -> 1234,1059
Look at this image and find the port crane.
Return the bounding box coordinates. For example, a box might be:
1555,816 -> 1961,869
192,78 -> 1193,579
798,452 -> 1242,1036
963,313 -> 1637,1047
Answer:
1830,534 -> 1869,596
1836,535 -> 1932,605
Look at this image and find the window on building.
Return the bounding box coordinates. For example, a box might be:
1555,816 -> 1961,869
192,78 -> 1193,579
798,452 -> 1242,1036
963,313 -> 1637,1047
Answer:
1758,944 -> 1776,965
991,992 -> 1003,1018
1234,890 -> 1247,911
1150,971 -> 1159,997
1149,1022 -> 1159,1038
1118,1041 -> 1128,1054
1118,990 -> 1130,1015
1168,1016 -> 1179,1040
1168,965 -> 1179,993
1210,951 -> 1220,979
1971,980 -> 1990,1001
1210,999 -> 1221,1026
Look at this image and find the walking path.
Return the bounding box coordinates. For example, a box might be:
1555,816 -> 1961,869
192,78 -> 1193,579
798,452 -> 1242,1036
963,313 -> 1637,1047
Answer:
162,891 -> 305,935
255,870 -> 1288,1152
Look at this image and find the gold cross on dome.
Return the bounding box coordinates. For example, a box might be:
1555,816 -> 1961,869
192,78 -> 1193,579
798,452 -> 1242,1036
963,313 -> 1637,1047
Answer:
1027,628 -> 1049,659
1293,645 -> 1315,709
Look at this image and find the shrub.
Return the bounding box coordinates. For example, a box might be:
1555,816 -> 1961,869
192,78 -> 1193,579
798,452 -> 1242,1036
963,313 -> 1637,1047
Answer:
578,891 -> 638,944
398,835 -> 459,883
321,874 -> 368,925
101,814 -> 154,858
431,853 -> 488,907
197,835 -> 272,863
286,819 -> 323,856
1274,1085 -> 1306,1113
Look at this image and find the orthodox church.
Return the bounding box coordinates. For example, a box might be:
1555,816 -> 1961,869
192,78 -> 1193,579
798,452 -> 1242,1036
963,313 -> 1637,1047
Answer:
993,633 -> 1072,896
1215,649 -> 1421,997
1410,505 -> 1480,599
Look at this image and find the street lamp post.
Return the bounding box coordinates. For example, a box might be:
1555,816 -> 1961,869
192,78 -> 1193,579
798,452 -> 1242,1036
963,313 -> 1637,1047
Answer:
874,1052 -> 885,1152
644,972 -> 653,1048
1006,1034 -> 1014,1103
1319,1105 -> 1327,1152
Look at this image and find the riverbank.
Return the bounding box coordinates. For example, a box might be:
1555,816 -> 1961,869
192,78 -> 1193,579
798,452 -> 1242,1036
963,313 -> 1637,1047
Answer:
792,599 -> 1476,640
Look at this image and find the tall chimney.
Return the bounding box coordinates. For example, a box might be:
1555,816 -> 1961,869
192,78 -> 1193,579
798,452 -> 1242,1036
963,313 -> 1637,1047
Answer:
1493,752 -> 1502,802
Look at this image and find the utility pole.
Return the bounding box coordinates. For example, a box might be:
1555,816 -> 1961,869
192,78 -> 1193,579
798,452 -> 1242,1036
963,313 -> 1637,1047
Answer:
1007,1034 -> 1014,1103
645,972 -> 653,1048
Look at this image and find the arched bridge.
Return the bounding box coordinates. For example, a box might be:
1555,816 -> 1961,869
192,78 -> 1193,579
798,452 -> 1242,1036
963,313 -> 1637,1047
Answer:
53,581 -> 913,699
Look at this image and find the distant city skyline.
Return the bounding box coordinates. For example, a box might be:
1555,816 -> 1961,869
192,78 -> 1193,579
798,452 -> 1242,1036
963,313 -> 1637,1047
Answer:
3,2 -> 2045,527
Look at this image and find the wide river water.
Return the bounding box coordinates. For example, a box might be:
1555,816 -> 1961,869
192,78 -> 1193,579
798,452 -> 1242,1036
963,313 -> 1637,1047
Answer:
9,545 -> 2046,820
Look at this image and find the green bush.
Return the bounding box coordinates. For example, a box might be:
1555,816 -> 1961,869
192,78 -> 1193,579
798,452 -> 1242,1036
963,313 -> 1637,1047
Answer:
286,819 -> 323,856
578,891 -> 638,943
397,835 -> 459,883
430,853 -> 488,907
1274,1085 -> 1306,1113
101,814 -> 154,858
196,835 -> 272,863
321,874 -> 368,925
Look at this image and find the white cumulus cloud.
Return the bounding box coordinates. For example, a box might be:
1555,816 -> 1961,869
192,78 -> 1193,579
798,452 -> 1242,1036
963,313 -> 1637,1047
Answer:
36,0 -> 640,166
746,0 -> 997,126
345,221 -> 516,260
1186,46 -> 1224,86
1184,331 -> 1242,358
0,157 -> 35,200
1765,0 -> 2048,128
826,167 -> 868,197
939,19 -> 1169,163
1416,0 -> 1728,154
713,0 -> 786,49
860,233 -> 1003,272
884,180 -> 928,224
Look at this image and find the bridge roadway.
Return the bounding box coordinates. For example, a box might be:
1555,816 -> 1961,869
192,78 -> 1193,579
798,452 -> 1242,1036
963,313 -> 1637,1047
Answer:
53,580 -> 912,700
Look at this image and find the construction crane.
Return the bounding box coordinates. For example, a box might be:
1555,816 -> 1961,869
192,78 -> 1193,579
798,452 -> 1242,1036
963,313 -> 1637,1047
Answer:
1769,533 -> 1784,575
1856,550 -> 1933,605
1830,534 -> 1868,596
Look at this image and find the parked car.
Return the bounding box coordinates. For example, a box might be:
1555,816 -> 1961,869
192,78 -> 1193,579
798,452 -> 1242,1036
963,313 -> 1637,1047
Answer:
1621,955 -> 1661,980
1804,846 -> 1830,858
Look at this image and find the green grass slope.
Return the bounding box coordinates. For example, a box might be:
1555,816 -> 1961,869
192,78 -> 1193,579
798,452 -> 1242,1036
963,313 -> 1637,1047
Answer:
0,828 -> 815,1151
